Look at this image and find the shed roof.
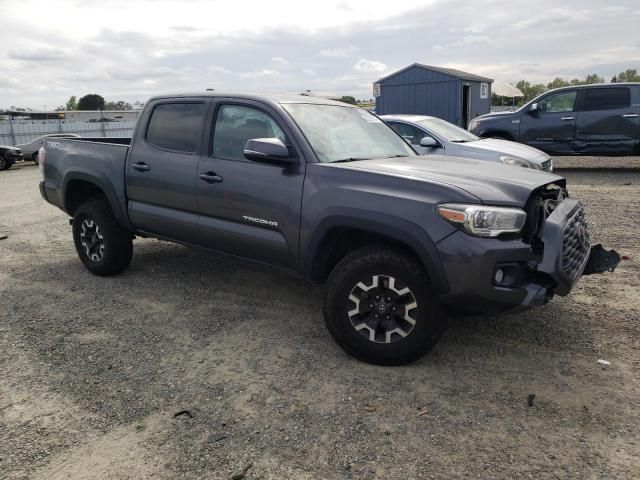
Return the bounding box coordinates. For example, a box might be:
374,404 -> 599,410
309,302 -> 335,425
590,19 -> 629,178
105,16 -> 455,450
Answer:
376,63 -> 493,84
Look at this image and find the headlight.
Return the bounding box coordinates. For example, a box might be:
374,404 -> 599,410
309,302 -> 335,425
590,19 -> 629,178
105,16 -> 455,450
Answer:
499,155 -> 534,169
468,119 -> 478,130
437,203 -> 527,237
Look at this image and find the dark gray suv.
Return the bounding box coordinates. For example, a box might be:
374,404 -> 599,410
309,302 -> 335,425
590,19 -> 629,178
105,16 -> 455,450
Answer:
469,83 -> 640,155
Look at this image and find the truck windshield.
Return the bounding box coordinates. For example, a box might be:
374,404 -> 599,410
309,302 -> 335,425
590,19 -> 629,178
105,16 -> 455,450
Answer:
283,104 -> 415,163
417,118 -> 479,143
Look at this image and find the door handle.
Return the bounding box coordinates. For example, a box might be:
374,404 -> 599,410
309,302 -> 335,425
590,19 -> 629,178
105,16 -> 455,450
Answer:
622,113 -> 639,118
561,116 -> 575,121
199,172 -> 223,184
132,162 -> 150,172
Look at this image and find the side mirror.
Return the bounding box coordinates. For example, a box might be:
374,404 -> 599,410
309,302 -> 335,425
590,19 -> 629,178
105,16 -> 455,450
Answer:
244,138 -> 294,164
529,103 -> 539,113
419,136 -> 438,147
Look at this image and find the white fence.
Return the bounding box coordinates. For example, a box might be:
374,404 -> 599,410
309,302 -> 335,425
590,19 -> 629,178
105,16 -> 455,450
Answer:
0,113 -> 139,146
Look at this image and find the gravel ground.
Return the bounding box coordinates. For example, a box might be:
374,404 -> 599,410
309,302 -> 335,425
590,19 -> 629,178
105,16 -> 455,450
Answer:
1,162 -> 639,480
553,156 -> 640,170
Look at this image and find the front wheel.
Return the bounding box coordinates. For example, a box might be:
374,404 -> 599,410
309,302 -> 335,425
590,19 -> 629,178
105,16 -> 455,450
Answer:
0,155 -> 12,171
324,246 -> 446,365
72,198 -> 133,276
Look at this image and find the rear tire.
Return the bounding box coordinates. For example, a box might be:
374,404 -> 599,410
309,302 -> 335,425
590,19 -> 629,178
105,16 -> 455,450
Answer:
324,246 -> 446,365
72,198 -> 133,276
32,152 -> 39,164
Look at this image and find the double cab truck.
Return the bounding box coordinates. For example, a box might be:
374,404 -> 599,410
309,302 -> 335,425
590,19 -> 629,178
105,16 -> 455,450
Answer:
39,93 -> 619,365
469,83 -> 640,156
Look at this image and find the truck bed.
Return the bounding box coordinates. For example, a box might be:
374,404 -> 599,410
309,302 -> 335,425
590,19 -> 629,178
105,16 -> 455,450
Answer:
60,137 -> 131,145
41,137 -> 131,219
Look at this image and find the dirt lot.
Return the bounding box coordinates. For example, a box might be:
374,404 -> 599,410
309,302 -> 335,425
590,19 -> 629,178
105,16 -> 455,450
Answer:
1,163 -> 639,480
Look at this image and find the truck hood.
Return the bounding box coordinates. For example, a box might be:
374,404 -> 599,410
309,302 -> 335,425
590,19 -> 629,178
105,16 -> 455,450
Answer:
329,155 -> 564,206
458,138 -> 548,162
474,110 -> 517,120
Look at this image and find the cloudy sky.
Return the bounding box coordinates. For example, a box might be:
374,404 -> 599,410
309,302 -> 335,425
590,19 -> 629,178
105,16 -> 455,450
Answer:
1,0 -> 639,109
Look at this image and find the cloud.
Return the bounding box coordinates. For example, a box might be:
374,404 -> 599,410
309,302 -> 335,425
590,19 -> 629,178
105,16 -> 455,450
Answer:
238,69 -> 283,79
8,47 -> 70,62
319,45 -> 358,57
1,0 -> 639,107
271,56 -> 290,66
354,59 -> 388,73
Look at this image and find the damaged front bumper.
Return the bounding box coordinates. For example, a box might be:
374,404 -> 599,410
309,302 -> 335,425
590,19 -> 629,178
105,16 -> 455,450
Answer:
436,199 -> 619,315
537,199 -> 619,295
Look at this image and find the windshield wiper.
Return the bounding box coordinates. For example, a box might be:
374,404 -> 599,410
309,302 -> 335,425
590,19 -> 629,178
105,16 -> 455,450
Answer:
331,157 -> 371,163
385,154 -> 409,158
450,140 -> 470,143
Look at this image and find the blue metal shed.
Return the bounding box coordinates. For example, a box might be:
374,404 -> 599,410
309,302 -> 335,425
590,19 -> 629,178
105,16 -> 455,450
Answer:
374,64 -> 493,128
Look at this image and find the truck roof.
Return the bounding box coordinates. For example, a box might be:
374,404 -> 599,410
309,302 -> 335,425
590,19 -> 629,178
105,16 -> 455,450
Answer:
147,92 -> 355,107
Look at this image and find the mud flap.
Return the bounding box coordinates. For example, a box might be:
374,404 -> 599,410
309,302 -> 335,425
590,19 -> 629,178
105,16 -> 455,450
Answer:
583,244 -> 620,275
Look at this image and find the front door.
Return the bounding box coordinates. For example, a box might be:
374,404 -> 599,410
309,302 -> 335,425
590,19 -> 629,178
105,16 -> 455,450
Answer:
519,89 -> 578,154
126,101 -> 207,243
575,86 -> 639,155
387,121 -> 440,155
196,101 -> 305,269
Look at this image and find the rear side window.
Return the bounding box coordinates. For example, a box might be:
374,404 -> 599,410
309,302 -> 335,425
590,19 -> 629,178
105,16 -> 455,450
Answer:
146,103 -> 204,153
581,88 -> 630,111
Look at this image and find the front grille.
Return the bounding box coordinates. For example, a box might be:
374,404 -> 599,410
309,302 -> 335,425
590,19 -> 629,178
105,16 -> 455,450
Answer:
541,159 -> 552,172
561,206 -> 590,279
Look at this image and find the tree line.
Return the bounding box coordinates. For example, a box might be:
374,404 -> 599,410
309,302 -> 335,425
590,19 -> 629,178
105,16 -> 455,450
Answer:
494,68 -> 640,105
56,94 -> 144,111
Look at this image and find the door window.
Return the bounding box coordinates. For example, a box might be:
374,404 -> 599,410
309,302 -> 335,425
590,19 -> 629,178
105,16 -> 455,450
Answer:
212,105 -> 287,161
388,122 -> 426,145
581,88 -> 630,111
146,103 -> 205,153
538,91 -> 577,113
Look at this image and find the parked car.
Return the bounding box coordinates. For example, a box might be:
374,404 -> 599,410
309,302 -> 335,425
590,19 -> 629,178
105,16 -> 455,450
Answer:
17,134 -> 80,163
469,83 -> 640,155
0,145 -> 24,171
39,93 -> 619,365
381,114 -> 552,171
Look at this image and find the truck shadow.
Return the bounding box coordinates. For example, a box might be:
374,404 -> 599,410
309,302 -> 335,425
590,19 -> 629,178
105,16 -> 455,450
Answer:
30,237 -> 596,365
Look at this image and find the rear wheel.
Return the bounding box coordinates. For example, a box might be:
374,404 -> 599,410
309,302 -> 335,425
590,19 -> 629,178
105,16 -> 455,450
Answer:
72,198 -> 133,276
324,246 -> 446,365
32,152 -> 39,164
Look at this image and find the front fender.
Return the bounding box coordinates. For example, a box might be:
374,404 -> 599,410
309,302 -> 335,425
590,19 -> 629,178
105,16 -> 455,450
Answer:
301,208 -> 450,293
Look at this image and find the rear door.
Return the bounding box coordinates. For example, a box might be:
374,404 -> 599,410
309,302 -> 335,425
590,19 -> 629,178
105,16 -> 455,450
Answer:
519,89 -> 578,154
575,86 -> 639,155
196,100 -> 305,269
126,100 -> 207,243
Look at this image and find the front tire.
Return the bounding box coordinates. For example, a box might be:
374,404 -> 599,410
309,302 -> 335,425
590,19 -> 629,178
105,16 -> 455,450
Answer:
324,246 -> 445,365
0,155 -> 12,171
72,198 -> 133,276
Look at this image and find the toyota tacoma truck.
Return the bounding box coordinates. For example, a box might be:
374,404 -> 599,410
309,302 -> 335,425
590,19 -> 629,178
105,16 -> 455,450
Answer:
38,93 -> 619,365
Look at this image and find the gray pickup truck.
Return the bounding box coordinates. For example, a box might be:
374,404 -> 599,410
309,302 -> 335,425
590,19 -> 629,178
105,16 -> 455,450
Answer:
39,93 -> 619,365
469,83 -> 640,155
